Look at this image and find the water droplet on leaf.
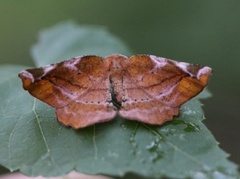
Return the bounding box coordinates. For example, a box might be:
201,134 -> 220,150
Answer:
184,122 -> 200,132
146,137 -> 164,162
171,120 -> 200,132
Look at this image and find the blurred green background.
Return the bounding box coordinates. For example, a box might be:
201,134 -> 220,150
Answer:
0,0 -> 239,174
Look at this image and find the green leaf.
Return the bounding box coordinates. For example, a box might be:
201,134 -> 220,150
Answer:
0,21 -> 239,179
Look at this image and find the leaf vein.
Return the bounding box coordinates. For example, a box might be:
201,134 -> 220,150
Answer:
142,124 -> 206,167
32,99 -> 62,173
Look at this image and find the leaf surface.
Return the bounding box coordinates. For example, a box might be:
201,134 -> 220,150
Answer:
31,21 -> 131,66
0,21 -> 238,179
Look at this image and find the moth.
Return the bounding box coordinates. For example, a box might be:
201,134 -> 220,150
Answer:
19,54 -> 212,128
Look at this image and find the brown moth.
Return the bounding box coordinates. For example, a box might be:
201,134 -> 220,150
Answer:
19,54 -> 212,128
